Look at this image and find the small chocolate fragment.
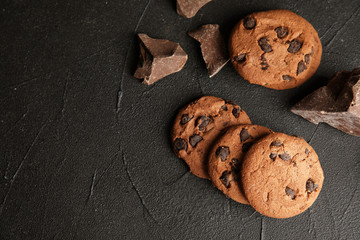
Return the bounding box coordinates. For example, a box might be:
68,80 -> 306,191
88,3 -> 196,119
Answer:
242,142 -> 252,152
180,114 -> 193,125
304,54 -> 311,64
282,75 -> 292,81
176,0 -> 212,18
305,148 -> 310,154
196,116 -> 210,131
243,17 -> 256,30
274,26 -> 289,39
291,68 -> 360,137
287,39 -> 302,53
260,54 -> 269,70
270,140 -> 283,147
269,153 -> 277,160
258,37 -> 272,53
279,152 -> 291,161
189,134 -> 203,147
232,107 -> 241,118
173,138 -> 187,152
285,187 -> 296,199
134,34 -> 188,85
216,146 -> 230,162
221,105 -> 228,111
188,24 -> 229,77
240,128 -> 251,142
219,171 -> 231,188
233,54 -> 246,63
297,60 -> 307,75
306,179 -> 319,193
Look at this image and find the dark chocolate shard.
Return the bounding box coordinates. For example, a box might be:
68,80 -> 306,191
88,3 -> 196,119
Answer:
176,0 -> 212,18
258,37 -> 272,53
180,114 -> 193,125
189,134 -> 203,148
279,152 -> 291,161
269,153 -> 277,160
305,148 -> 310,154
196,116 -> 211,131
134,34 -> 188,85
306,179 -> 319,193
188,24 -> 229,77
287,39 -> 302,53
297,60 -> 307,75
216,146 -> 230,162
274,26 -> 289,39
282,75 -> 292,81
173,138 -> 187,152
240,128 -> 251,142
285,187 -> 296,199
291,68 -> 360,136
304,54 -> 311,64
219,171 -> 231,188
233,54 -> 246,63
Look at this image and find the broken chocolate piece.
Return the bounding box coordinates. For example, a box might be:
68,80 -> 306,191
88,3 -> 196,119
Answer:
216,146 -> 230,162
297,60 -> 307,75
240,128 -> 251,142
260,54 -> 269,70
176,0 -> 212,18
279,152 -> 291,161
291,68 -> 360,136
269,153 -> 277,160
180,114 -> 193,125
305,54 -> 311,64
221,105 -> 228,111
274,26 -> 289,39
134,34 -> 188,85
232,107 -> 241,118
189,134 -> 203,147
282,75 -> 292,81
196,116 -> 211,131
305,148 -> 310,154
270,140 -> 283,147
219,171 -> 231,188
287,39 -> 302,53
258,37 -> 272,53
233,54 -> 246,63
285,187 -> 296,199
306,179 -> 318,193
188,24 -> 229,77
243,17 -> 256,29
173,138 -> 187,152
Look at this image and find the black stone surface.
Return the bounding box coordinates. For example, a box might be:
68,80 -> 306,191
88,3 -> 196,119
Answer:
1,0 -> 359,239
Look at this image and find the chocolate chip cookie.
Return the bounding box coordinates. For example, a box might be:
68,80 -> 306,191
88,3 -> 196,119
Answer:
208,125 -> 273,204
229,10 -> 322,90
171,96 -> 251,179
241,133 -> 324,218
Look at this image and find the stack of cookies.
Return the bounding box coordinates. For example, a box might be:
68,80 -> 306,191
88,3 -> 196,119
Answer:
171,96 -> 324,219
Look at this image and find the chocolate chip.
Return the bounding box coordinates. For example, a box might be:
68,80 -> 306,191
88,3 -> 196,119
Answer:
180,114 -> 193,125
270,141 -> 283,147
282,75 -> 292,81
216,146 -> 230,162
240,128 -> 251,142
260,54 -> 269,70
306,179 -> 319,193
304,54 -> 311,64
173,138 -> 187,152
269,153 -> 277,160
242,142 -> 252,152
233,54 -> 246,63
231,158 -> 241,170
310,47 -> 314,56
243,17 -> 256,30
197,116 -> 210,131
305,148 -> 310,154
258,37 -> 272,53
232,107 -> 241,118
221,105 -> 228,111
189,134 -> 203,148
297,60 -> 307,75
220,171 -> 231,188
279,152 -> 291,161
274,26 -> 288,39
287,39 -> 302,53
285,187 -> 296,199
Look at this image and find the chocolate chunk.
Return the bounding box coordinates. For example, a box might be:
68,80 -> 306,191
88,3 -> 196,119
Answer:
196,116 -> 210,131
231,158 -> 241,170
279,152 -> 291,161
176,0 -> 212,18
180,114 -> 193,125
287,39 -> 302,53
282,75 -> 292,81
189,134 -> 203,147
270,140 -> 283,147
305,54 -> 311,64
233,54 -> 246,63
219,171 -> 231,188
258,37 -> 272,53
305,148 -> 310,154
243,17 -> 256,30
240,128 -> 251,142
173,138 -> 187,152
260,54 -> 269,70
232,107 -> 241,118
274,26 -> 289,39
188,24 -> 229,77
269,153 -> 277,160
297,60 -> 307,75
221,105 -> 228,111
134,34 -> 188,85
242,142 -> 252,152
306,179 -> 319,193
216,146 -> 230,162
285,187 -> 296,199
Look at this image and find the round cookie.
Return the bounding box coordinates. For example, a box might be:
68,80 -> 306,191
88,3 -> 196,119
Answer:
208,125 -> 273,204
241,133 -> 324,218
229,10 -> 322,90
171,96 -> 251,179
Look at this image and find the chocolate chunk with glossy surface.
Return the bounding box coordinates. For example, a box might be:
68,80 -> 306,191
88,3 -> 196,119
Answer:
189,134 -> 203,147
216,146 -> 230,162
176,0 -> 212,18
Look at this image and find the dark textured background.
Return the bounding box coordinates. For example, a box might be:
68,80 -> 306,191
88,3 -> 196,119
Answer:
1,0 -> 359,239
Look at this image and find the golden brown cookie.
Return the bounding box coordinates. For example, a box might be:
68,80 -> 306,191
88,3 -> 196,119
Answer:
241,133 -> 324,218
229,10 -> 322,90
171,96 -> 251,179
208,125 -> 273,204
